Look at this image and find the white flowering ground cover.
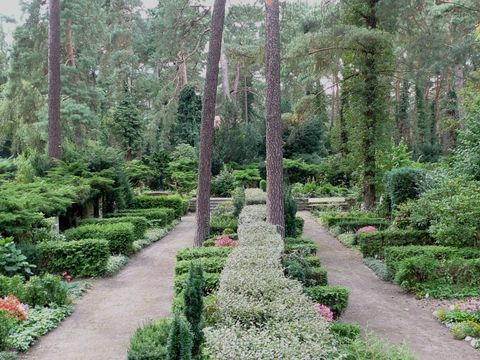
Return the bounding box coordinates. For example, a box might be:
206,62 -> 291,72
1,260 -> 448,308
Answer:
204,203 -> 344,359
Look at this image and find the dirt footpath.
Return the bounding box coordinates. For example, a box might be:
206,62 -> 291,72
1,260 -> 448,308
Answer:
300,211 -> 479,360
23,214 -> 195,360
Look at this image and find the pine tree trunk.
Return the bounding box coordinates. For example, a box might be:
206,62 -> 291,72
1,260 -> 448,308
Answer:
194,0 -> 226,247
265,0 -> 285,237
65,19 -> 76,67
48,0 -> 61,160
232,64 -> 240,101
219,36 -> 230,100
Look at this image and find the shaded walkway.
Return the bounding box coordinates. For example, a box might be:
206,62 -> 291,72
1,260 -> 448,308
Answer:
23,214 -> 195,360
300,211 -> 478,360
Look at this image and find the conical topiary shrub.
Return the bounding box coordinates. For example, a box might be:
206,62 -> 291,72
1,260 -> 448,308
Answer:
166,312 -> 192,360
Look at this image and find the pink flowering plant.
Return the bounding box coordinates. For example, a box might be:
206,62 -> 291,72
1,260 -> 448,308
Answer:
0,295 -> 29,321
314,304 -> 333,322
214,235 -> 237,247
356,226 -> 378,235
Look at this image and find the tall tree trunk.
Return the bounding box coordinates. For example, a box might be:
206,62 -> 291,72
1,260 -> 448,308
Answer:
48,0 -> 61,160
175,51 -> 188,98
232,63 -> 240,101
454,64 -> 465,129
265,0 -> 285,237
194,0 -> 226,246
219,36 -> 230,100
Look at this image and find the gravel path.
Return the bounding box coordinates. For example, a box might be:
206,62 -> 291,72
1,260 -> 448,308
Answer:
23,214 -> 195,360
300,211 -> 479,360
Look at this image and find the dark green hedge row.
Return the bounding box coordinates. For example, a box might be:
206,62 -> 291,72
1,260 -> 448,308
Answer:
174,272 -> 220,296
112,207 -> 176,226
304,285 -> 350,318
36,239 -> 109,277
295,216 -> 304,236
175,257 -> 226,276
384,245 -> 480,278
284,237 -> 318,255
132,195 -> 188,218
176,247 -> 233,261
209,215 -> 238,235
79,216 -> 149,239
358,229 -> 434,258
395,256 -> 480,291
64,222 -> 135,255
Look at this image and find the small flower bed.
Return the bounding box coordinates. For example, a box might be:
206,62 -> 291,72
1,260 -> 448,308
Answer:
214,235 -> 237,247
356,226 -> 377,235
434,297 -> 480,350
0,296 -> 29,322
314,304 -> 333,322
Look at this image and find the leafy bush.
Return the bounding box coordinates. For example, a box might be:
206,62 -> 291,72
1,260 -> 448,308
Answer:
174,272 -> 220,296
64,222 -> 135,255
341,334 -> 414,360
209,215 -> 238,236
113,208 -> 176,227
284,186 -> 297,238
0,351 -> 18,360
8,305 -> 73,352
321,216 -> 388,234
128,319 -> 171,360
330,322 -> 361,342
79,216 -> 149,239
451,321 -> 480,340
166,312 -> 192,360
210,170 -> 235,197
292,181 -> 349,198
384,167 -> 428,210
36,239 -> 109,277
22,274 -> 69,307
232,187 -> 245,217
232,167 -> 261,187
284,238 -> 317,255
394,256 -> 480,297
0,310 -> 18,351
244,188 -> 266,205
183,264 -> 204,356
259,179 -> 267,192
363,257 -> 390,281
132,195 -> 188,218
104,255 -> 129,277
283,158 -> 322,184
175,257 -> 226,276
304,285 -> 350,318
337,233 -> 356,247
282,251 -> 327,288
0,237 -> 35,276
384,245 -> 480,279
295,216 -> 304,237
358,229 -> 434,258
175,247 -> 233,262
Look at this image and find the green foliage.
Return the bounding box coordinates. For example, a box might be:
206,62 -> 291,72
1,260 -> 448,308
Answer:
8,305 -> 73,352
174,272 -> 220,296
166,144 -> 197,194
284,237 -> 318,256
341,334 -> 414,360
323,217 -> 388,234
175,257 -> 226,276
132,195 -> 188,218
112,88 -> 143,160
259,179 -> 267,192
0,311 -> 18,351
79,216 -> 149,239
0,351 -> 18,360
175,247 -> 233,262
128,319 -> 171,360
22,274 -> 69,307
362,257 -> 390,281
170,86 -> 202,147
295,216 -> 304,237
114,208 -> 176,227
36,239 -> 110,277
64,222 -> 135,255
105,255 -> 130,277
166,313 -> 192,360
304,285 -> 350,318
283,158 -> 322,184
384,167 -> 428,209
358,229 -> 434,258
209,215 -> 238,236
232,167 -> 261,187
0,237 -> 35,276
183,264 -> 204,357
330,322 -> 361,343
210,170 -> 235,197
232,187 -> 245,217
451,321 -> 480,340
283,186 -> 297,238
291,181 -> 349,198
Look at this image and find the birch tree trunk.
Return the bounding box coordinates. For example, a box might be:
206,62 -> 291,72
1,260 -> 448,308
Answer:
265,0 -> 285,237
48,0 -> 61,160
194,0 -> 227,246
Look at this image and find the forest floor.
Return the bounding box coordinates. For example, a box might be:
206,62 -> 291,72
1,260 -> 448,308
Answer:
22,214 -> 195,360
300,211 -> 479,360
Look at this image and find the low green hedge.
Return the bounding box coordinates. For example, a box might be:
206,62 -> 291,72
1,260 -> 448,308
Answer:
64,222 -> 135,255
132,195 -> 188,218
79,216 -> 149,239
295,216 -> 305,236
128,318 -> 171,360
309,266 -> 328,286
395,256 -> 480,294
210,216 -> 238,235
358,229 -> 434,258
176,247 -> 233,261
284,241 -> 317,255
304,256 -> 321,267
304,285 -> 350,318
112,208 -> 176,226
36,239 -> 110,277
174,257 -> 226,276
174,272 -> 220,295
384,245 -> 480,278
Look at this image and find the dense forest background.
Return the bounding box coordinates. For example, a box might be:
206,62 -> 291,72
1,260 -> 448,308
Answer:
0,0 -> 479,204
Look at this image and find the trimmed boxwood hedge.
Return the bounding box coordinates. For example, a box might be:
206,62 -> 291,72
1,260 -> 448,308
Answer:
384,245 -> 480,278
112,208 -> 176,226
358,229 -> 434,258
36,239 -> 109,277
304,285 -> 350,318
175,257 -> 226,276
79,216 -> 148,239
64,222 -> 135,255
132,195 -> 188,218
176,247 -> 233,261
174,272 -> 220,295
